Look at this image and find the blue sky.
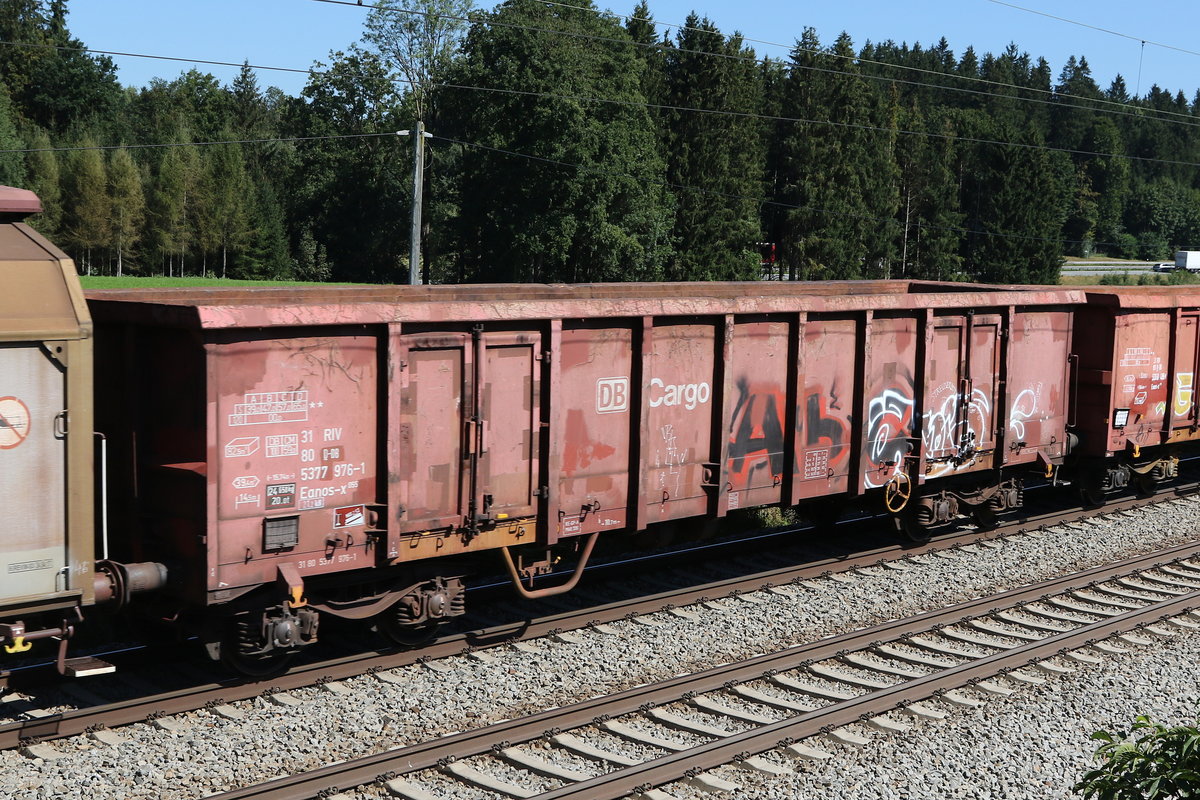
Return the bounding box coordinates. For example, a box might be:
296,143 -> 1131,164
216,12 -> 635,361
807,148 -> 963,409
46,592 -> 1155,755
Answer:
68,0 -> 1200,100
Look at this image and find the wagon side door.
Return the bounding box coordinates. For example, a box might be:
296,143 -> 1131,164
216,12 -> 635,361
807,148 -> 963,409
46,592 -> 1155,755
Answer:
474,331 -> 541,527
395,333 -> 472,534
644,321 -> 717,524
1171,313 -> 1200,430
922,313 -> 1001,477
861,316 -> 918,492
1005,309 -> 1073,464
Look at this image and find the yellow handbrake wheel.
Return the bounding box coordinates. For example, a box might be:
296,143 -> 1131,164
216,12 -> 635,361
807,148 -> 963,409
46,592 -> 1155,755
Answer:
884,472 -> 913,513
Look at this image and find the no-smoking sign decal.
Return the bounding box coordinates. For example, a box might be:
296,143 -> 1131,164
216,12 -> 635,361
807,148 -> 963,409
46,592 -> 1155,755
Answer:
0,396 -> 31,449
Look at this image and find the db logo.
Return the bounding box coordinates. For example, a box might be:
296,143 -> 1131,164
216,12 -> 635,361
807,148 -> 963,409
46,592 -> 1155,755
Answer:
596,377 -> 629,414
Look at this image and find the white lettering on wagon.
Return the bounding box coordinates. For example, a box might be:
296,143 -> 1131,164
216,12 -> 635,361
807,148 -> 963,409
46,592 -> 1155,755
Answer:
648,378 -> 711,411
596,377 -> 629,413
228,390 -> 309,426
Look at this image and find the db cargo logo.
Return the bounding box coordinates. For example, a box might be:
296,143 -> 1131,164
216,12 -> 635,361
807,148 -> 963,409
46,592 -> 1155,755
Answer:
333,504 -> 366,528
648,377 -> 711,411
596,377 -> 629,413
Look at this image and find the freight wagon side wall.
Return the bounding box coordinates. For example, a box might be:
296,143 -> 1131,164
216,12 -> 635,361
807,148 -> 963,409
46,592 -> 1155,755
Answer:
1074,295 -> 1200,457
89,286 -> 1080,605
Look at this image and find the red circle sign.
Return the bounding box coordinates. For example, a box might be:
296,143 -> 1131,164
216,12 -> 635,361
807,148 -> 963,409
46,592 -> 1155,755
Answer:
0,396 -> 31,449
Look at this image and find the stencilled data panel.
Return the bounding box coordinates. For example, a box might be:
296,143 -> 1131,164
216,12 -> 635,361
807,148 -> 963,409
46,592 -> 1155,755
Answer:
214,334 -> 377,573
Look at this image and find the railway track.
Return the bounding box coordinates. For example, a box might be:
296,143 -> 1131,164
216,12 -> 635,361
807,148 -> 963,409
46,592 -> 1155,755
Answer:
208,539 -> 1200,800
2,478 -> 1194,756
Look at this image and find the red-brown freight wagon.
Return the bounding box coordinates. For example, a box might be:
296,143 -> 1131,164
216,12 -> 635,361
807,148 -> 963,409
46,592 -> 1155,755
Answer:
1071,286 -> 1200,502
85,281 -> 1082,667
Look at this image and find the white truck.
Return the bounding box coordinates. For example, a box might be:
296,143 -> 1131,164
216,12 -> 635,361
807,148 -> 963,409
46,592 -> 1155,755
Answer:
1175,251 -> 1200,272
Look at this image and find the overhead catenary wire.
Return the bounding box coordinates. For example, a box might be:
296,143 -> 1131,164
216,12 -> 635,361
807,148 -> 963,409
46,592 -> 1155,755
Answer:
430,132 -> 1096,250
430,80 -> 1200,170
0,122 -> 1091,251
0,131 -> 408,154
315,0 -> 1200,126
1,5 -> 1194,255
3,34 -> 1199,172
983,0 -> 1200,59
2,0 -> 1198,147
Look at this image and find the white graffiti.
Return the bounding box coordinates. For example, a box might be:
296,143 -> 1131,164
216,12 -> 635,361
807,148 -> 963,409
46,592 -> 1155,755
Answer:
924,387 -> 990,454
656,424 -> 688,499
864,388 -> 914,488
922,384 -> 992,478
1007,386 -> 1040,441
1175,372 -> 1194,418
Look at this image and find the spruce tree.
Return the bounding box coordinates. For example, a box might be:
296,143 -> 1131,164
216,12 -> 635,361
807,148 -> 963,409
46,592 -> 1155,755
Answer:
107,147 -> 144,276
440,0 -> 673,283
61,137 -> 108,273
22,125 -> 60,238
659,16 -> 764,280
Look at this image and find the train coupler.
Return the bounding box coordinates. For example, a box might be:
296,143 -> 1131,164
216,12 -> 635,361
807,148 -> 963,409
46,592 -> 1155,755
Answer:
0,623 -> 29,654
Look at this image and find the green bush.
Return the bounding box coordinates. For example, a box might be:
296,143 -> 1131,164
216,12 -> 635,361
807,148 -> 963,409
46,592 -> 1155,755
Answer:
1112,233 -> 1140,260
1075,711 -> 1200,800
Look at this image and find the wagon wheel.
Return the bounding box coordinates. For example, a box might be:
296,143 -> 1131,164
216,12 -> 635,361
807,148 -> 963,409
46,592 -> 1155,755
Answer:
971,504 -> 998,531
883,472 -> 913,513
377,608 -> 440,649
379,619 -> 439,649
1132,470 -> 1157,499
219,620 -> 297,678
894,511 -> 931,544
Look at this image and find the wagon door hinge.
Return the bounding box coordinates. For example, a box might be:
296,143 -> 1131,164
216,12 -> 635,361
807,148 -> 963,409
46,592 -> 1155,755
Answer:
535,349 -> 553,362
532,486 -> 549,499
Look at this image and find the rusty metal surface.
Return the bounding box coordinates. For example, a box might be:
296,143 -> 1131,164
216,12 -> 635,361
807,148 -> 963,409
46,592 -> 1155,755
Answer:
1083,286 -> 1200,309
1004,310 -> 1072,466
203,535 -> 1200,800
85,282 -> 1088,593
85,282 -> 1086,330
0,186 -> 42,216
644,321 -> 717,524
556,324 -> 635,541
1074,301 -> 1200,457
211,332 -> 379,593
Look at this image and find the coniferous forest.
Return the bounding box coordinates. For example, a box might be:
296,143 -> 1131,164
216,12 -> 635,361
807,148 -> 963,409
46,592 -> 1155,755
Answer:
3,0 -> 1200,285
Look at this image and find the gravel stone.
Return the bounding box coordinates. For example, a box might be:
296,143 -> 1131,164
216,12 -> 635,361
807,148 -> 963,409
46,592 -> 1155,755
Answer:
2,497 -> 1198,798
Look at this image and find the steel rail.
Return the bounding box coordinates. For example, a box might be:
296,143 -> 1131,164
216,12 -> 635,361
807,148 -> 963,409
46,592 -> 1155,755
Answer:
1,485 -> 1193,751
203,538 -> 1200,800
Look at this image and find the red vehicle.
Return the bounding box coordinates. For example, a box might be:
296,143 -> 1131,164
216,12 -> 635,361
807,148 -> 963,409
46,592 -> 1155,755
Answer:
0,185 -> 1186,675
75,279 -> 1082,669
1070,286 -> 1200,502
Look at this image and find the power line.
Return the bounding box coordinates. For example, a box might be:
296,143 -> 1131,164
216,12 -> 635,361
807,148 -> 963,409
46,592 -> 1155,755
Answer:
0,122 -> 1087,250
432,80 -> 1200,170
0,131 -> 405,154
984,0 -> 1200,59
1,30 -> 1197,172
327,0 -> 1200,125
2,2 -> 1196,141
431,132 -> 1103,250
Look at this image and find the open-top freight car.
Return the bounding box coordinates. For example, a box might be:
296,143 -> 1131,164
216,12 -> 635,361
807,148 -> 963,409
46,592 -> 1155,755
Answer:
1071,285 -> 1200,502
80,279 -> 1083,670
